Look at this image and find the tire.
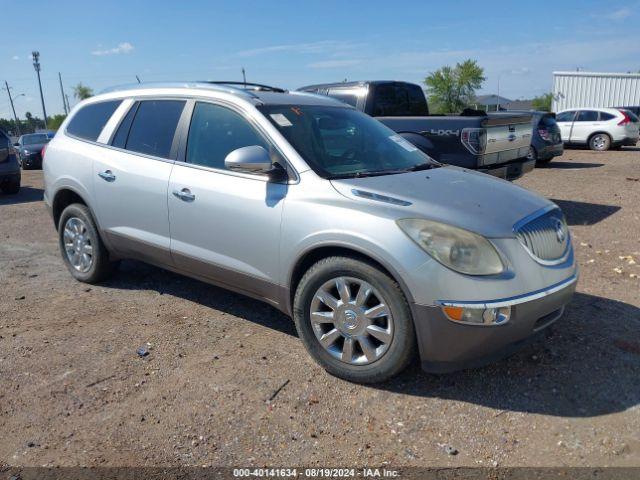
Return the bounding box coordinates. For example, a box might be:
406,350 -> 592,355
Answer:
58,203 -> 117,283
589,133 -> 611,151
293,256 -> 417,384
1,177 -> 20,194
526,146 -> 537,162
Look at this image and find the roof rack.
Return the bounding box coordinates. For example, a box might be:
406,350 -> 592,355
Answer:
99,81 -> 266,99
202,81 -> 287,93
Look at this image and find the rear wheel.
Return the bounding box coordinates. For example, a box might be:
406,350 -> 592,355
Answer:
589,133 -> 611,151
58,203 -> 117,283
293,256 -> 416,383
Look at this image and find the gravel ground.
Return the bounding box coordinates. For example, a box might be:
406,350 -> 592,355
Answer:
1,148 -> 639,468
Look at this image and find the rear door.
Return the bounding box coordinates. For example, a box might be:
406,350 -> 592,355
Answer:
570,110 -> 600,143
168,101 -> 287,301
92,99 -> 186,265
555,110 -> 577,142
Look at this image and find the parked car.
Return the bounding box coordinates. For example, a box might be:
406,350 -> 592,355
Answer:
298,81 -> 534,181
555,108 -> 639,151
15,132 -> 52,169
43,82 -> 577,383
524,112 -> 564,164
0,129 -> 21,194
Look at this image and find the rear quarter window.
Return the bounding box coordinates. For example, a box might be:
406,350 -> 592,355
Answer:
66,100 -> 122,141
599,112 -> 616,121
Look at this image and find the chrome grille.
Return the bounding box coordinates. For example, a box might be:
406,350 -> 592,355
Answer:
515,209 -> 569,264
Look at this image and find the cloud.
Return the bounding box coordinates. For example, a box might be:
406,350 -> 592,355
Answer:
603,7 -> 632,20
12,55 -> 19,60
308,59 -> 362,69
91,42 -> 134,56
238,40 -> 360,57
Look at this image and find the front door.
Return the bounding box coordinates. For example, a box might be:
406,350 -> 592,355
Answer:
168,101 -> 287,302
555,110 -> 576,142
570,110 -> 600,143
93,99 -> 186,265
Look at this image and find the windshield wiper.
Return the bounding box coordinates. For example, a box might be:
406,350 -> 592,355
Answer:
406,162 -> 439,171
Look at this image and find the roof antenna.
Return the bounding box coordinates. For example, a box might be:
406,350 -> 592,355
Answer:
242,67 -> 246,87
136,75 -> 141,84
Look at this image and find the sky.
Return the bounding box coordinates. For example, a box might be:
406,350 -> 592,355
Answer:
1,0 -> 639,119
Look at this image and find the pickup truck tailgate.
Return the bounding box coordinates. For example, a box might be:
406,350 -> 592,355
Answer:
481,115 -> 532,165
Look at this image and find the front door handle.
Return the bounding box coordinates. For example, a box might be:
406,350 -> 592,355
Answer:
98,170 -> 116,182
172,188 -> 195,202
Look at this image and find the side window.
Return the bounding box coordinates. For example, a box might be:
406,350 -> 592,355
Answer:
556,111 -> 576,122
124,100 -> 185,159
66,100 -> 122,141
599,112 -> 615,121
111,101 -> 139,148
186,102 -> 269,170
575,110 -> 599,122
327,89 -> 359,107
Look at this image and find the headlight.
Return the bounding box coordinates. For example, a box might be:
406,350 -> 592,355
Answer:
397,218 -> 504,275
22,150 -> 29,155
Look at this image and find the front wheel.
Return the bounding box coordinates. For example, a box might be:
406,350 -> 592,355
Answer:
293,256 -> 416,383
58,203 -> 117,283
589,133 -> 611,151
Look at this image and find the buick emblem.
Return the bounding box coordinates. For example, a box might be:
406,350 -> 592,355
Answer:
554,219 -> 566,243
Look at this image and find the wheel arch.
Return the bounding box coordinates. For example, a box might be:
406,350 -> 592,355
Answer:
51,186 -> 102,234
587,131 -> 612,144
287,243 -> 415,315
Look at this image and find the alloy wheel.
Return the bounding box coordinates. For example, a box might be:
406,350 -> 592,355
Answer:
310,276 -> 394,365
63,217 -> 94,272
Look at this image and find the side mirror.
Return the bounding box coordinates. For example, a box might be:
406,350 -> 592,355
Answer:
225,145 -> 273,174
13,142 -> 19,147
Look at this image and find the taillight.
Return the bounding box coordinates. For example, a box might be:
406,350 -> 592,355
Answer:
618,110 -> 632,126
538,127 -> 551,141
41,144 -> 47,159
460,128 -> 487,154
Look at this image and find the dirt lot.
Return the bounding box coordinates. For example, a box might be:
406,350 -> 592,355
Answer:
1,149 -> 639,468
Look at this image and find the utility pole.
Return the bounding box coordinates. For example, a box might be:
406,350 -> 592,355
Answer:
3,81 -> 22,136
65,94 -> 71,113
32,51 -> 48,129
58,72 -> 68,115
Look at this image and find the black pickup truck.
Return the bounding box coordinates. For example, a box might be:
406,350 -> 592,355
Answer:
298,81 -> 534,180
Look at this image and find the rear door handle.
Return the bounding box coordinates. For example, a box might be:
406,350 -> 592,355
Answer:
172,188 -> 195,202
98,170 -> 116,182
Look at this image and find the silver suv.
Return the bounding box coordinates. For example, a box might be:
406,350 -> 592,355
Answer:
44,82 -> 577,383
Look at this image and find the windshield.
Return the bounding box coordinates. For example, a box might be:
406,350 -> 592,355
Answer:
22,134 -> 50,145
258,105 -> 437,178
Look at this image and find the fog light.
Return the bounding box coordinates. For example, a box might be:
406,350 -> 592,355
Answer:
442,306 -> 510,325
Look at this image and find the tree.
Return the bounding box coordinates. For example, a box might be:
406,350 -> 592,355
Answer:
532,93 -> 553,112
73,83 -> 93,100
424,59 -> 485,114
47,114 -> 67,131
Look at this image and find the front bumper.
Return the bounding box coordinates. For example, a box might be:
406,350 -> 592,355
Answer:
20,152 -> 43,168
411,275 -> 577,373
480,158 -> 536,181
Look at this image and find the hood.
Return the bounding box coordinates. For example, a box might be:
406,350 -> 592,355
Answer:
330,166 -> 554,238
21,143 -> 47,152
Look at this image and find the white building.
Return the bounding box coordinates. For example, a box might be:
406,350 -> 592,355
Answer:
552,71 -> 640,112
